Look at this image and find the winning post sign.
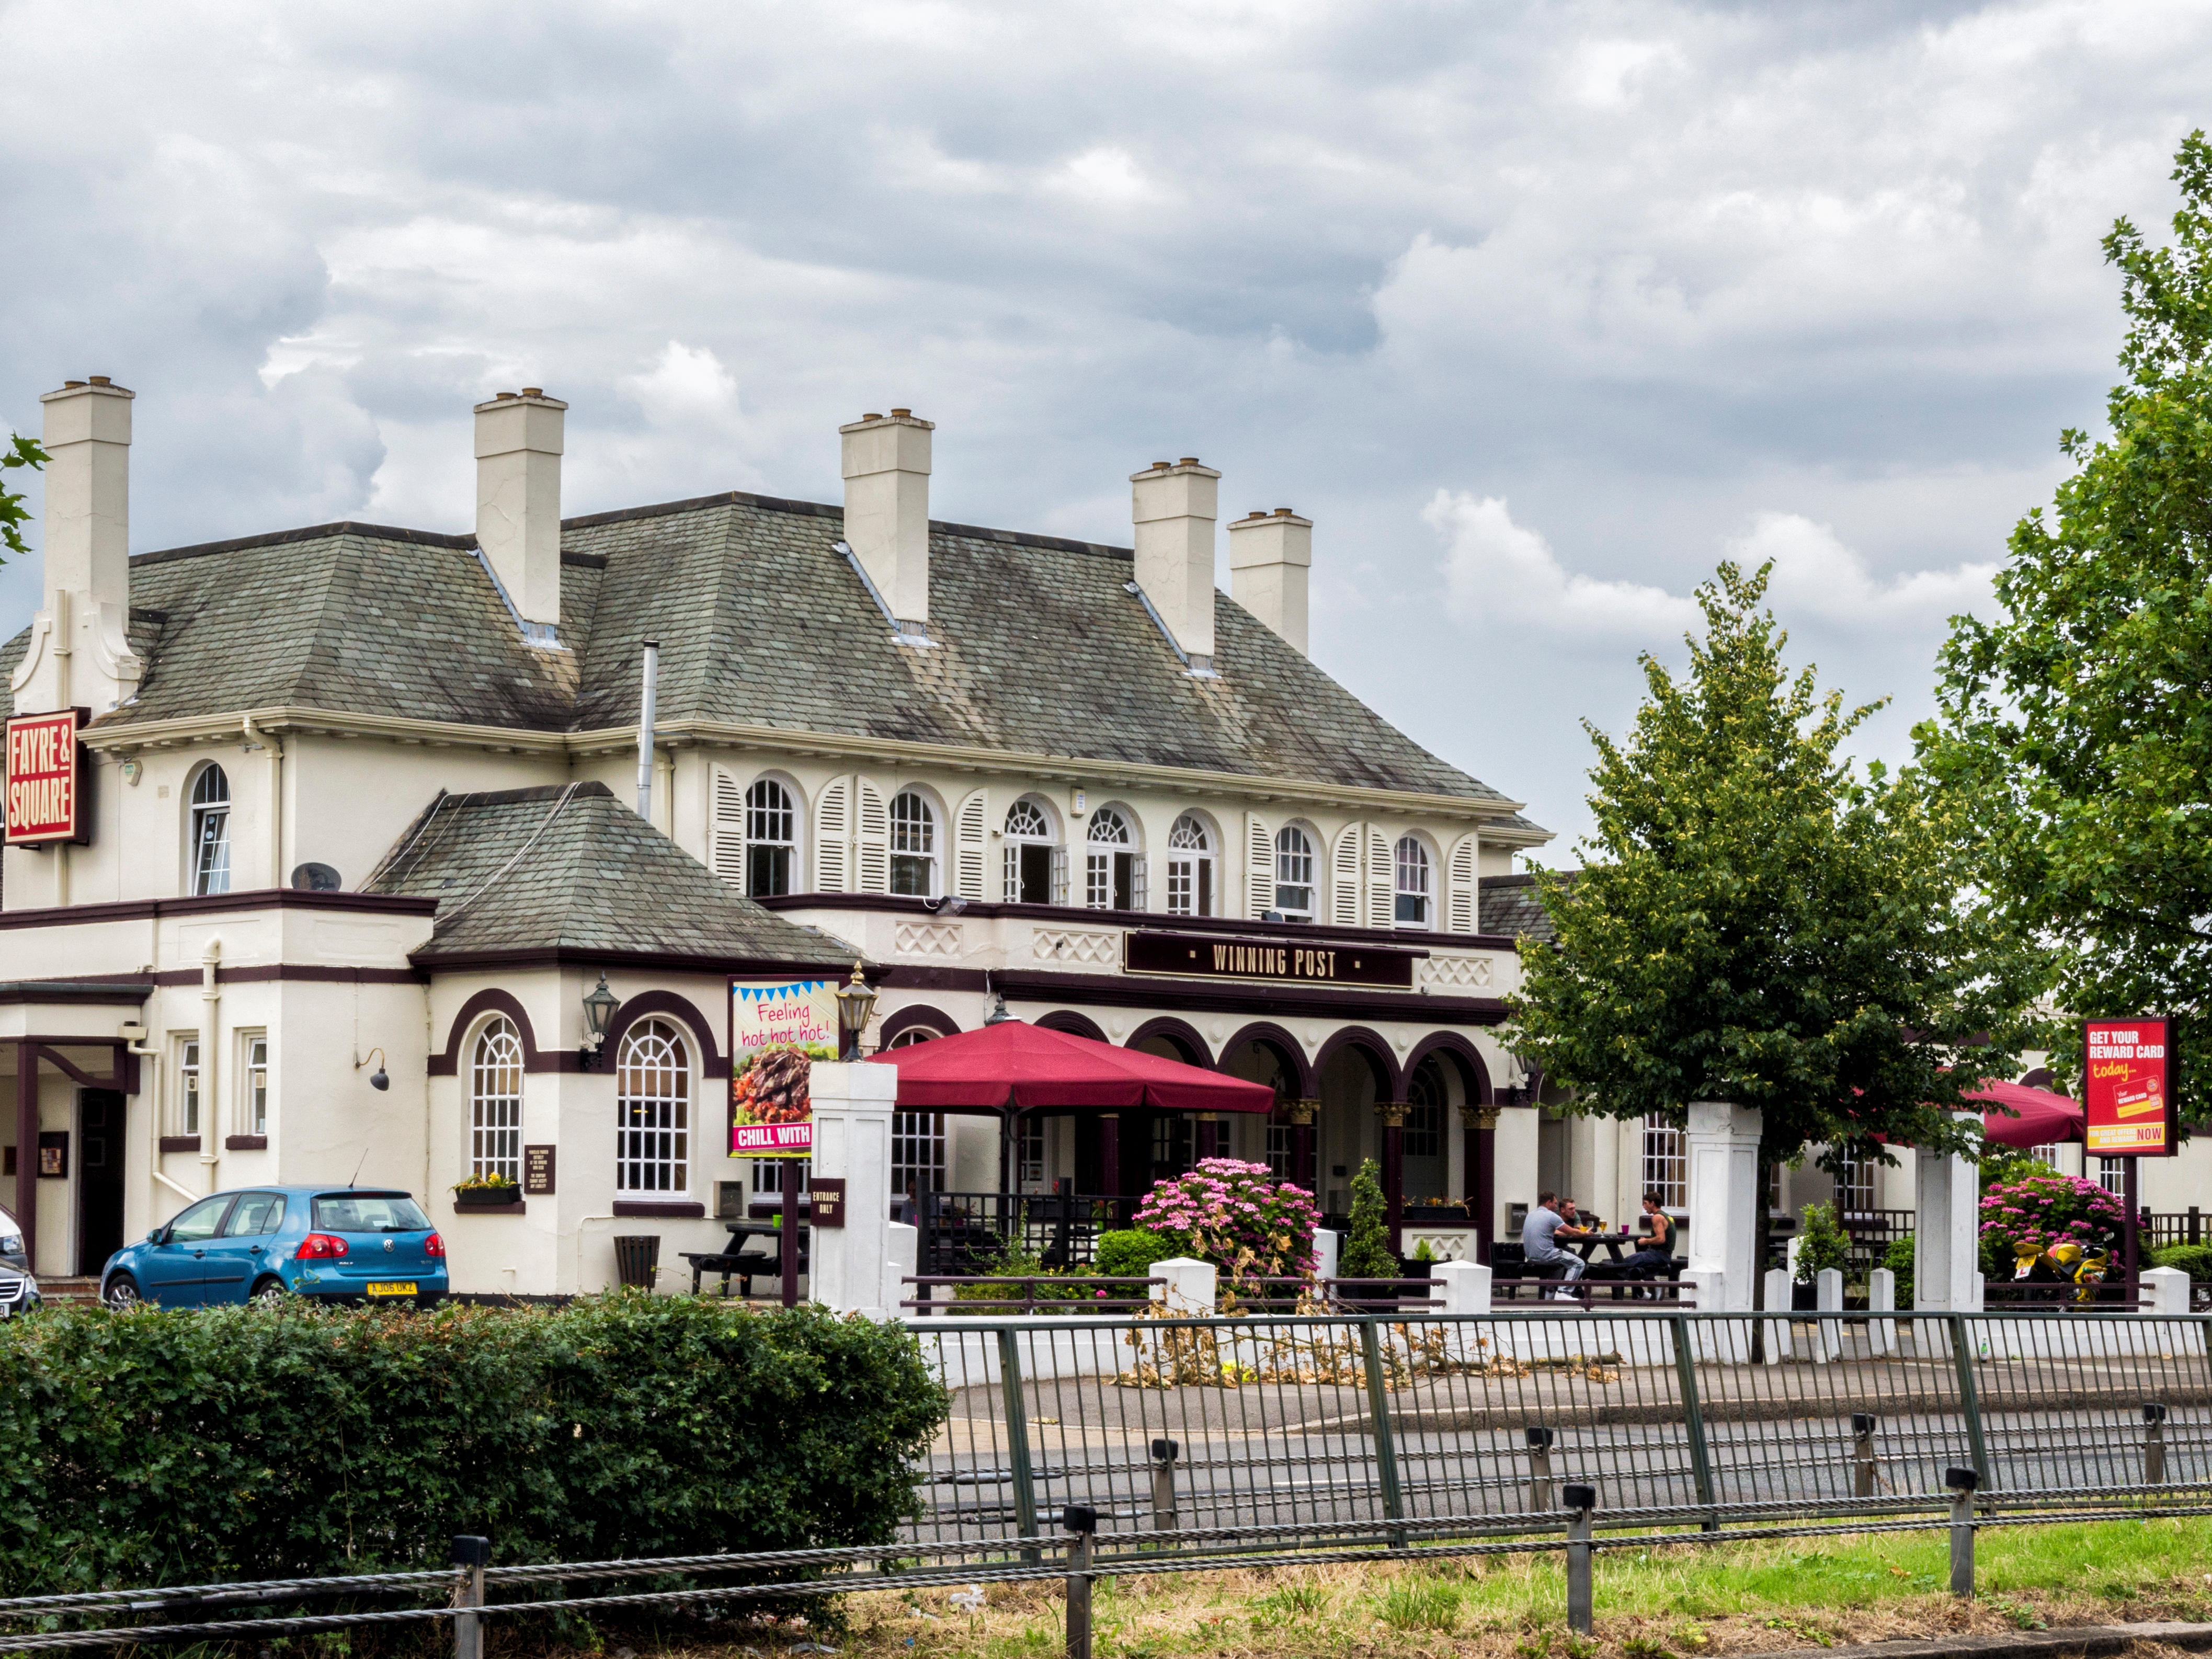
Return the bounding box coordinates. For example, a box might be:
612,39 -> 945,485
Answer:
5,708 -> 90,846
2083,1016 -> 2174,1158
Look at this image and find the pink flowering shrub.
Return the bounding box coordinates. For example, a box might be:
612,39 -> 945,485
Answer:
1979,1171 -> 2125,1265
1132,1157 -> 1321,1282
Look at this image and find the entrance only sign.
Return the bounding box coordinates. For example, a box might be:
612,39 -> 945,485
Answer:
2083,1016 -> 2174,1158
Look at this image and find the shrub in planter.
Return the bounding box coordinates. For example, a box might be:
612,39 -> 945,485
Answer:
1794,1201 -> 1850,1283
1132,1157 -> 1320,1286
1339,1159 -> 1396,1282
2151,1243 -> 2212,1282
1092,1227 -> 1173,1282
0,1294 -> 948,1596
1883,1235 -> 1915,1308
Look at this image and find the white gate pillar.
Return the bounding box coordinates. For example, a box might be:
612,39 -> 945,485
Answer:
1914,1113 -> 1979,1315
1685,1101 -> 1762,1314
806,1060 -> 900,1318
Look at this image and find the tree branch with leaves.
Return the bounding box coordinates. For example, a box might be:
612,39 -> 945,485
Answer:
1,434 -> 47,563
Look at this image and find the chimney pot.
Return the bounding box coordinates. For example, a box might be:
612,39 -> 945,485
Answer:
1227,504 -> 1312,656
841,408 -> 935,626
88,375 -> 111,386
863,412 -> 883,421
521,386 -> 543,397
1178,456 -> 1200,466
474,388 -> 569,628
63,380 -> 85,388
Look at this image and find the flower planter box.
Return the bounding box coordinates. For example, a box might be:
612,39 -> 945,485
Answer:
454,1188 -> 524,1209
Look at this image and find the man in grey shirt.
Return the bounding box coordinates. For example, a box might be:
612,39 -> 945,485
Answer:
1522,1190 -> 1588,1290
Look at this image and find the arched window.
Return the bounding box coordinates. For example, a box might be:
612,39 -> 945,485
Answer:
886,1026 -> 948,1198
615,1018 -> 690,1196
1395,836 -> 1432,927
1166,813 -> 1215,917
190,765 -> 232,896
1002,798 -> 1058,905
1085,807 -> 1142,910
890,791 -> 938,897
745,778 -> 797,897
1642,1114 -> 1686,1209
470,1018 -> 524,1183
1274,826 -> 1315,922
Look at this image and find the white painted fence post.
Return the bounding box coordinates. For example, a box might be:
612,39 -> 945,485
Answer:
1816,1265 -> 1844,1361
1868,1266 -> 1896,1356
886,1220 -> 919,1318
1151,1256 -> 1218,1315
1435,1258 -> 1491,1314
804,1060 -> 900,1318
1311,1228 -> 1341,1287
1687,1101 -> 1762,1359
2143,1265 -> 2191,1318
1762,1266 -> 1793,1365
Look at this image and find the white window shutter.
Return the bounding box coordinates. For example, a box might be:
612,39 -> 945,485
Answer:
1330,823 -> 1363,926
954,788 -> 989,900
1447,831 -> 1479,933
1002,842 -> 1021,901
855,778 -> 891,894
1246,813 -> 1272,918
1366,826 -> 1393,929
1131,854 -> 1148,912
1051,845 -> 1069,906
814,776 -> 851,892
710,766 -> 745,887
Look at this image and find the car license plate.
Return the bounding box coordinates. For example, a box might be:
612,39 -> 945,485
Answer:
365,1282 -> 419,1297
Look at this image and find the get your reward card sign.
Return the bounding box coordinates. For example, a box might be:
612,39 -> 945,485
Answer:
728,980 -> 838,1158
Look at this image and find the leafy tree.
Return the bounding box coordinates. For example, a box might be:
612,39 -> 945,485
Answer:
1918,132 -> 2212,1119
1509,563 -> 2040,1304
1339,1158 -> 1396,1279
1,434 -> 46,563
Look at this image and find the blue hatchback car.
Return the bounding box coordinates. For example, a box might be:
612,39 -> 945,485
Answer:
100,1186 -> 449,1309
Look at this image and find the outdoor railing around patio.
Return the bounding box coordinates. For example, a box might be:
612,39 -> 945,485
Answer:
902,1275 -> 1166,1314
916,1188 -> 1138,1276
1839,1207 -> 1916,1276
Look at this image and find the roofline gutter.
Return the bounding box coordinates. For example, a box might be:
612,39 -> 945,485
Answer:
75,705 -> 1547,836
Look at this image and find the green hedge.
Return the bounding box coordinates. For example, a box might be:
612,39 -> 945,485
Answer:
2152,1243 -> 2212,1282
1092,1228 -> 1172,1280
0,1294 -> 948,1596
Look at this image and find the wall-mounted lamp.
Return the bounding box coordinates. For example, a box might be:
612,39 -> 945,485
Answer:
834,960 -> 879,1061
579,973 -> 619,1070
355,1047 -> 390,1092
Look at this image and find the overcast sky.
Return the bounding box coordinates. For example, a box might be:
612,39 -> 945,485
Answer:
3,1 -> 2205,861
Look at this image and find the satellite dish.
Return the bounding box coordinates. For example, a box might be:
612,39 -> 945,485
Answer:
290,862 -> 343,892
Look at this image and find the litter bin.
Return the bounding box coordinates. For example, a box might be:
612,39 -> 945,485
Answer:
613,1234 -> 661,1290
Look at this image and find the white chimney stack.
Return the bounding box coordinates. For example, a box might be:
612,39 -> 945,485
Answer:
474,388 -> 566,627
1227,506 -> 1312,656
14,376 -> 141,714
1130,456 -> 1221,666
840,409 -> 933,627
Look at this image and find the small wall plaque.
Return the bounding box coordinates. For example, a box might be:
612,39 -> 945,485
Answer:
808,1177 -> 846,1228
523,1144 -> 556,1195
37,1132 -> 69,1179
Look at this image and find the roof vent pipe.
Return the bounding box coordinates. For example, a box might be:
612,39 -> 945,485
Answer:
636,639 -> 659,822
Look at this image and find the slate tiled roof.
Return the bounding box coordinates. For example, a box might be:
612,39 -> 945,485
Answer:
3,490 -> 1536,814
360,781 -> 858,966
1479,871 -> 1570,943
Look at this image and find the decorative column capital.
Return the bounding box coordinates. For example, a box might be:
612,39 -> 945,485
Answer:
1376,1102 -> 1408,1129
1458,1101 -> 1501,1132
1286,1098 -> 1318,1126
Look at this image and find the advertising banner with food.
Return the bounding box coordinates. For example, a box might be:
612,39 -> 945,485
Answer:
728,979 -> 839,1158
2084,1016 -> 2173,1157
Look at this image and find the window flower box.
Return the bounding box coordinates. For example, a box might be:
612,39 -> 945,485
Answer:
454,1178 -> 523,1209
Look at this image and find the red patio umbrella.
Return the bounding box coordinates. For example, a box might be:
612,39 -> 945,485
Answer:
866,1019 -> 1274,1115
1970,1079 -> 2085,1149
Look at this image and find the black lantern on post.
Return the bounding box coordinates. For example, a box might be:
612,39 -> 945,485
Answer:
834,960 -> 878,1061
579,974 -> 619,1070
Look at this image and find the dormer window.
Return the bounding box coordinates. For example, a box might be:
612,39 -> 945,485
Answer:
1002,797 -> 1062,905
1084,807 -> 1143,910
1394,836 -> 1432,927
890,790 -> 939,897
1166,813 -> 1215,917
190,765 -> 232,896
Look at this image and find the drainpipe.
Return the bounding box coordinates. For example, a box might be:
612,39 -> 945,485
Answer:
635,640 -> 659,822
200,939 -> 221,1194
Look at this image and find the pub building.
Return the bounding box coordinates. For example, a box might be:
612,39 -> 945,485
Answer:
3,374 -> 1572,1298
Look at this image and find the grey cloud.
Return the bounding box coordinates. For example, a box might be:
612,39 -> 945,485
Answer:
2,0 -> 2208,856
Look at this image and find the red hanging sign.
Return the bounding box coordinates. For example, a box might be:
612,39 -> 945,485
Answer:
4,708 -> 90,846
2083,1016 -> 2173,1158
